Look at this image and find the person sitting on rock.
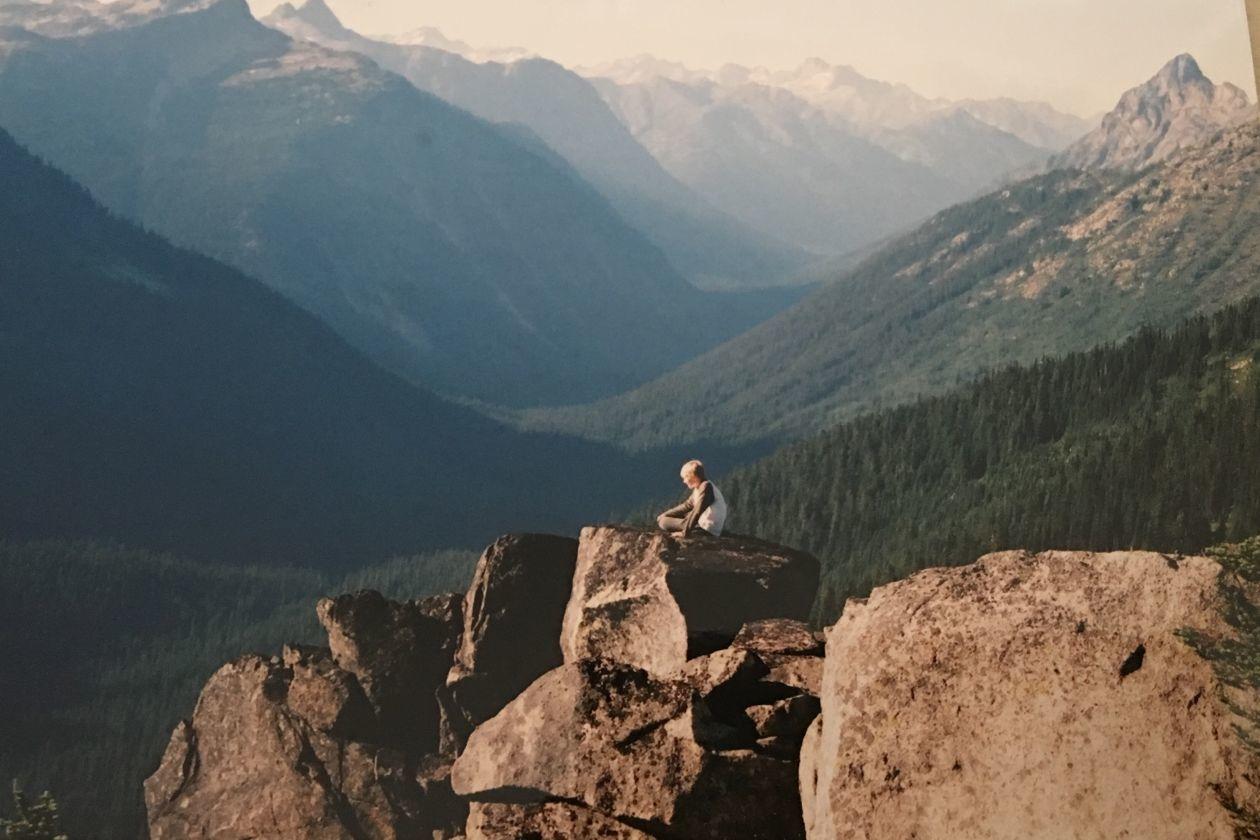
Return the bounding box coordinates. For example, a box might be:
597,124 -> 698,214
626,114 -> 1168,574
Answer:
656,459 -> 728,537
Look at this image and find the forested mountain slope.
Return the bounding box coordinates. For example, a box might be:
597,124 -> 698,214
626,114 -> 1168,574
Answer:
0,540 -> 476,838
722,295 -> 1260,621
0,127 -> 681,564
524,121 -> 1260,449
0,0 -> 778,406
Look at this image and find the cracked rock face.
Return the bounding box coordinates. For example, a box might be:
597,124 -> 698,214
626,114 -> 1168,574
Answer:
318,589 -> 463,754
443,533 -> 579,749
144,654 -> 428,840
805,550 -> 1260,840
145,528 -> 825,840
466,801 -> 656,839
561,525 -> 819,674
451,658 -> 805,839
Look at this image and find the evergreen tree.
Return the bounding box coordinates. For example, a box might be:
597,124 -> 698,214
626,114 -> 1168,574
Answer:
2,782 -> 68,840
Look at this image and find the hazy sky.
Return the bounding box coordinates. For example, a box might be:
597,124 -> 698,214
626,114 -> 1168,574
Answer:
247,0 -> 1258,116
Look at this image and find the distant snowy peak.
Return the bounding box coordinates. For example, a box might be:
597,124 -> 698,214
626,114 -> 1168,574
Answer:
1053,53 -> 1256,171
749,57 -> 945,129
266,0 -> 531,64
378,24 -> 532,63
582,54 -> 1090,150
0,0 -> 238,36
949,98 -> 1096,151
262,0 -> 356,47
578,54 -> 709,86
266,0 -> 342,34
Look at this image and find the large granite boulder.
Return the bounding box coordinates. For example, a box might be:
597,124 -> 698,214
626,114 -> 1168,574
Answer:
451,659 -> 804,839
145,655 -> 430,839
805,550 -> 1260,840
561,526 -> 819,674
443,533 -> 578,748
318,589 -> 462,753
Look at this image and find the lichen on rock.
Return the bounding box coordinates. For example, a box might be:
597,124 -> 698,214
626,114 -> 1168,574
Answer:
804,549 -> 1260,840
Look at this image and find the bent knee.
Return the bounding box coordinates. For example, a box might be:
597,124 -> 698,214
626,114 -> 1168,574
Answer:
656,514 -> 669,530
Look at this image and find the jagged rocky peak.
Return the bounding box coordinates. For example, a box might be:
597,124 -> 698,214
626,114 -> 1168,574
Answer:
263,0 -> 347,39
1053,52 -> 1256,171
1157,52 -> 1212,87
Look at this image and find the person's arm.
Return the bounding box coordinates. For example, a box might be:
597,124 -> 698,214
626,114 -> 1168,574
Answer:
660,496 -> 693,519
680,482 -> 715,536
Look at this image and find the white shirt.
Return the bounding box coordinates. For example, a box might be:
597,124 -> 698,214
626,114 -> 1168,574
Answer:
698,482 -> 728,536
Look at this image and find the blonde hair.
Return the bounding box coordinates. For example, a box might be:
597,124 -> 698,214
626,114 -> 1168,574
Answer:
680,459 -> 706,481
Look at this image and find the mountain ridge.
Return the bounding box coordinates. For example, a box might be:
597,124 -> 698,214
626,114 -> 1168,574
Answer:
263,0 -> 810,291
584,58 -> 1063,255
1052,53 -> 1255,171
0,0 -> 789,405
518,119 -> 1260,449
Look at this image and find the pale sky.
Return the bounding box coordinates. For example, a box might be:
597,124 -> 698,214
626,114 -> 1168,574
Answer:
246,0 -> 1258,116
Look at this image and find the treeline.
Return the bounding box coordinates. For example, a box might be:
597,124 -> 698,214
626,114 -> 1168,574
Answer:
725,295 -> 1260,621
0,541 -> 477,838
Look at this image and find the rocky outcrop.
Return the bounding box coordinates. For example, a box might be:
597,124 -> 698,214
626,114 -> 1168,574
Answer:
148,527 -> 824,840
151,526 -> 1260,839
443,533 -> 578,749
143,653 -> 437,839
561,525 -> 819,674
804,550 -> 1260,839
451,659 -> 804,839
1053,54 -> 1255,172
317,589 -> 462,754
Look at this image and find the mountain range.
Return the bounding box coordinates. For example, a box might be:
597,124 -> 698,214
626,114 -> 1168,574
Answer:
520,113 -> 1260,450
265,0 -> 1099,265
581,56 -> 1091,255
263,0 -> 809,292
0,0 -> 796,407
589,56 -> 1094,147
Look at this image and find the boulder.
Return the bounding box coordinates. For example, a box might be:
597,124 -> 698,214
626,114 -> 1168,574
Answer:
679,647 -> 803,729
733,618 -> 824,657
799,716 -> 823,839
444,534 -> 579,747
761,654 -> 823,696
145,655 -> 428,839
561,526 -> 819,674
757,735 -> 804,760
806,550 -> 1260,840
466,802 -> 656,840
281,644 -> 375,738
746,694 -> 821,739
680,646 -> 768,700
451,659 -> 804,839
731,618 -> 826,697
317,590 -> 463,753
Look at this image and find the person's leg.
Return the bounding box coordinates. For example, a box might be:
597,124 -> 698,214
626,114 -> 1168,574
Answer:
656,513 -> 686,533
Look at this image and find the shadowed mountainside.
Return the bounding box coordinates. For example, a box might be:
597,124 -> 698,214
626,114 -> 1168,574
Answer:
0,0 -> 791,406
